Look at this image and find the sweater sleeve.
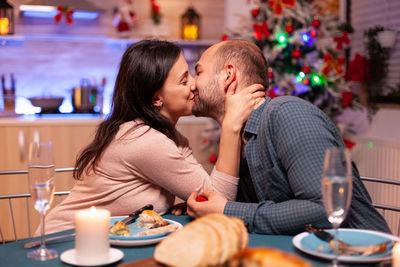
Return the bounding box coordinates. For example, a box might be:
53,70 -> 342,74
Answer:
119,127 -> 239,201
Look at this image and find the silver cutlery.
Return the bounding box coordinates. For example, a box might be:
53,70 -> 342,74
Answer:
24,204 -> 154,249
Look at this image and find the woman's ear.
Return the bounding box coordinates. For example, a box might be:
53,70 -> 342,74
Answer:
152,94 -> 163,108
223,64 -> 237,92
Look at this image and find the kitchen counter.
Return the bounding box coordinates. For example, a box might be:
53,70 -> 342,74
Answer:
0,113 -> 103,126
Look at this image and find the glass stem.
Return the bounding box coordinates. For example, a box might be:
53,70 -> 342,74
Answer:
333,226 -> 339,267
39,213 -> 46,250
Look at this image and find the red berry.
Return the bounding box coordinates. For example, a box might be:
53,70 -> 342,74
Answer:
209,154 -> 217,163
196,195 -> 208,202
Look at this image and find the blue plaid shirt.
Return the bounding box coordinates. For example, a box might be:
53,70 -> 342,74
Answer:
224,96 -> 391,235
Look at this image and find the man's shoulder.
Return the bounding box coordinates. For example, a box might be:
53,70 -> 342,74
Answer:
265,96 -> 319,115
268,95 -> 309,107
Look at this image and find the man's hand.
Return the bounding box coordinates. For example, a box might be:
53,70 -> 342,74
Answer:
187,190 -> 228,218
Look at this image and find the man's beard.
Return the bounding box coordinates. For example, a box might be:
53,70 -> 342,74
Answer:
192,77 -> 224,120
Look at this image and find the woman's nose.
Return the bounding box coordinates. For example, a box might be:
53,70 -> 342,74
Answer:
188,75 -> 195,90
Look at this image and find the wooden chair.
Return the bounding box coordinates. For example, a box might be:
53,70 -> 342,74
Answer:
0,168 -> 73,243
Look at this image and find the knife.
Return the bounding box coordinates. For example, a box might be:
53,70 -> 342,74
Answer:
305,224 -> 334,242
116,204 -> 153,226
24,204 -> 154,249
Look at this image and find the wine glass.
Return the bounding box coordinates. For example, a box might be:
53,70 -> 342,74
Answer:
321,147 -> 353,266
26,141 -> 58,261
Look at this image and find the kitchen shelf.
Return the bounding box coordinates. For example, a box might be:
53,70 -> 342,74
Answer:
0,33 -> 217,48
0,35 -> 25,46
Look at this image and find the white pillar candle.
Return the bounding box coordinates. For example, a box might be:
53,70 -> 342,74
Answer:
75,206 -> 111,265
393,242 -> 400,267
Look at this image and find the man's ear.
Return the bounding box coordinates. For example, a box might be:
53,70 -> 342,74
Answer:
223,64 -> 237,92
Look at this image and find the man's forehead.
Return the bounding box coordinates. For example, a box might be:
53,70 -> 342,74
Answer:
197,44 -> 219,68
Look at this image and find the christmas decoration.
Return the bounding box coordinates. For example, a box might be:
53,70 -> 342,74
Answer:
54,5 -> 74,26
112,0 -> 138,35
151,0 -> 161,25
224,0 -> 359,120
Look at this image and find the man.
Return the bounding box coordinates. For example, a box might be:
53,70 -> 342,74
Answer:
187,39 -> 390,235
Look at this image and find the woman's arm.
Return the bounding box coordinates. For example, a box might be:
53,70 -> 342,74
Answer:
216,82 -> 265,176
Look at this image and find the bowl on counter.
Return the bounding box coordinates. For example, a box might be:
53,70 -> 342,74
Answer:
29,97 -> 64,113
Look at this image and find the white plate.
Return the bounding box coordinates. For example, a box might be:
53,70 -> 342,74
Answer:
60,248 -> 123,266
109,217 -> 182,247
292,228 -> 400,263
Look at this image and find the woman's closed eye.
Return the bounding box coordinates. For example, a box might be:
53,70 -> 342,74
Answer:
179,71 -> 189,85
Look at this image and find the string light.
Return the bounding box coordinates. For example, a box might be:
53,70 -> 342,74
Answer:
277,33 -> 287,44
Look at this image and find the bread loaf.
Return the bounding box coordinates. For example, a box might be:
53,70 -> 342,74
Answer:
230,247 -> 313,267
154,214 -> 248,267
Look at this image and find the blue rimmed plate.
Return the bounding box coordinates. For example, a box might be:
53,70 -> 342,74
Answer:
109,216 -> 182,246
292,228 -> 399,263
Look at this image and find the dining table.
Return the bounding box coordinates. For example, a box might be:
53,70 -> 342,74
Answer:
0,214 -> 390,267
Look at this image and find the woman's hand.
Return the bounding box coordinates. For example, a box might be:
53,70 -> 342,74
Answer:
186,190 -> 228,218
223,81 -> 265,132
170,202 -> 187,216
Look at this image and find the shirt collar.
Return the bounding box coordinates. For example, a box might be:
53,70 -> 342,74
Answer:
243,97 -> 271,139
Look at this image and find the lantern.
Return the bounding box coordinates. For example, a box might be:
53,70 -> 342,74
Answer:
181,6 -> 200,40
0,0 -> 13,35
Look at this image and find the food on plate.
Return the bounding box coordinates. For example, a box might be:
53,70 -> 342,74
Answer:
110,221 -> 130,237
154,213 -> 248,267
330,239 -> 391,256
135,223 -> 180,236
229,247 -> 313,267
137,210 -> 170,229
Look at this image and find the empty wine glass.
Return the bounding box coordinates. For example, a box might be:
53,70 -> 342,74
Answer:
321,147 -> 353,266
26,141 -> 58,261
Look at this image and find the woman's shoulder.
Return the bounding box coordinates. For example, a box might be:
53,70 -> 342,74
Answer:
117,120 -> 189,148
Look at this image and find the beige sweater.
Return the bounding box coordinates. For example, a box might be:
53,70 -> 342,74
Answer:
42,121 -> 239,235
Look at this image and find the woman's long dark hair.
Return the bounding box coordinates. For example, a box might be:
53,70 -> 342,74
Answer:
73,40 -> 181,180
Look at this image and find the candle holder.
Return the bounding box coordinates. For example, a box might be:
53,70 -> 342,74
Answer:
181,6 -> 200,40
0,0 -> 14,35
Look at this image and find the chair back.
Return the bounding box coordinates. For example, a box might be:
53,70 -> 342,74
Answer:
361,176 -> 400,235
0,168 -> 73,243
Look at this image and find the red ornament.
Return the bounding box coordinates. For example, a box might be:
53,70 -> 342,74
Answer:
334,31 -> 350,50
221,34 -> 228,41
311,18 -> 321,29
54,5 -> 75,26
266,88 -> 279,99
253,21 -> 270,40
301,66 -> 310,74
209,154 -> 217,163
303,79 -> 309,85
268,71 -> 274,79
310,30 -> 317,37
292,49 -> 301,58
285,25 -> 294,34
251,7 -> 260,18
343,138 -> 356,150
341,91 -> 353,107
322,53 -> 346,76
268,0 -> 296,15
345,53 -> 368,82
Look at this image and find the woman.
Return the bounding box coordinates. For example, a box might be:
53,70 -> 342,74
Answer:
42,40 -> 264,234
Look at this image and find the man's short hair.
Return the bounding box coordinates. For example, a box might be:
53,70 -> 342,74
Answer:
214,40 -> 269,88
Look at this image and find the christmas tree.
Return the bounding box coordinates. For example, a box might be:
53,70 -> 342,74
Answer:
224,0 -> 358,118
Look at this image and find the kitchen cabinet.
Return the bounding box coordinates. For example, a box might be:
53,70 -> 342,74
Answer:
0,115 -> 214,241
